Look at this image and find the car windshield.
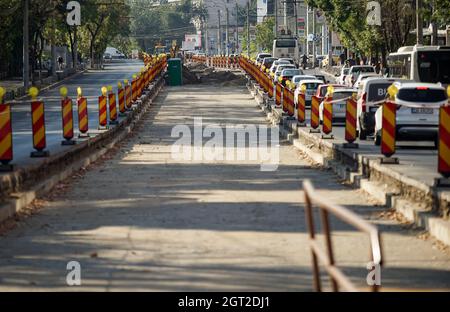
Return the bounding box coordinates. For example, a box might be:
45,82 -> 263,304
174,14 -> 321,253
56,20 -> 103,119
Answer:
353,67 -> 375,74
397,88 -> 447,103
275,40 -> 296,48
333,92 -> 354,101
367,83 -> 393,101
417,51 -> 450,83
293,76 -> 315,83
304,83 -> 320,90
283,70 -> 301,76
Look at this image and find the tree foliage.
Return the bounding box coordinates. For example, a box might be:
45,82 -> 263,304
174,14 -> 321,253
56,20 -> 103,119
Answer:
130,0 -> 206,53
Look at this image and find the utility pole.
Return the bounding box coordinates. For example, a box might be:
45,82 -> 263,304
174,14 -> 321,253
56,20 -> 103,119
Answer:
23,0 -> 30,89
51,1 -> 56,77
294,0 -> 298,39
246,1 -> 250,57
306,3 -> 309,57
236,2 -> 239,54
218,10 -> 222,55
312,7 -> 316,68
274,0 -> 278,38
205,18 -> 209,56
416,0 -> 423,45
226,8 -> 229,56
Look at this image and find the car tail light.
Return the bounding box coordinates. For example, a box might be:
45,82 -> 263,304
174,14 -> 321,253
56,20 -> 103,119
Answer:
416,86 -> 429,90
362,93 -> 367,113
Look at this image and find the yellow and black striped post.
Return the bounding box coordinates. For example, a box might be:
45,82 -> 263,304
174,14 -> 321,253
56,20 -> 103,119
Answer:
343,93 -> 359,148
438,105 -> 450,179
98,87 -> 108,130
124,79 -> 132,110
322,86 -> 334,139
108,85 -> 118,125
118,82 -> 126,116
297,84 -> 307,126
310,95 -> 321,133
60,87 -> 75,145
276,83 -> 282,107
0,87 -> 13,170
29,87 -> 49,157
380,85 -> 399,164
77,87 -> 89,138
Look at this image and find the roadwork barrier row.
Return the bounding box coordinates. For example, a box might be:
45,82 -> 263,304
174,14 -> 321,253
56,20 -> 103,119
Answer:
239,55 -> 450,187
0,55 -> 167,173
0,69 -> 166,224
245,70 -> 450,247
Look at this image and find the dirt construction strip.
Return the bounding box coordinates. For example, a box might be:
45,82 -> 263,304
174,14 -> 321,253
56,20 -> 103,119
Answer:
0,84 -> 449,291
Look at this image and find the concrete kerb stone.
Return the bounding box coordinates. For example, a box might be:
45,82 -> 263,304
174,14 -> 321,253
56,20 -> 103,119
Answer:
0,76 -> 165,224
246,77 -> 450,246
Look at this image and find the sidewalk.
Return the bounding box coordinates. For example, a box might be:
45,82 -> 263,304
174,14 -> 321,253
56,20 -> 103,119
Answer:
1,68 -> 82,102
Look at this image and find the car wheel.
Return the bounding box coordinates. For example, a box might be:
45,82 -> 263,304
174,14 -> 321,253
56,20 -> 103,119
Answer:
359,128 -> 367,140
374,131 -> 381,146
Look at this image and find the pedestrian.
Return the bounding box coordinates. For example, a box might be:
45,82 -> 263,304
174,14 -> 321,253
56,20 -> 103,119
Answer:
339,53 -> 346,66
57,56 -> 64,70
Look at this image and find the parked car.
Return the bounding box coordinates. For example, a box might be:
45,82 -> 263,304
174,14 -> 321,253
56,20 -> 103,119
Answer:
278,68 -> 302,86
261,57 -> 278,70
337,67 -> 350,85
314,84 -> 347,102
314,75 -> 328,84
345,65 -> 376,87
294,80 -> 324,107
278,58 -> 296,66
356,77 -> 408,140
353,72 -> 381,88
274,64 -> 296,83
373,82 -> 448,146
269,60 -> 290,75
319,88 -> 357,124
291,75 -> 317,87
256,53 -> 272,64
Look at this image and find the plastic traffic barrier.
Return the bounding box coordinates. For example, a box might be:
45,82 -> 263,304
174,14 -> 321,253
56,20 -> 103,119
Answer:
29,87 -> 49,157
77,87 -> 89,138
118,82 -> 126,116
108,85 -> 118,125
0,87 -> 13,170
98,87 -> 108,130
380,85 -> 399,164
343,93 -> 359,148
322,86 -> 334,139
297,84 -> 307,126
60,87 -> 75,145
310,95 -> 321,133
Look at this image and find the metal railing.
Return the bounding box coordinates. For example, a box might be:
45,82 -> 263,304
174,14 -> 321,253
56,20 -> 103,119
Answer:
303,180 -> 383,292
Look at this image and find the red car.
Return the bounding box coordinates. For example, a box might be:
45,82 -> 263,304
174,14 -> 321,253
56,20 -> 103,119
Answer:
314,84 -> 347,101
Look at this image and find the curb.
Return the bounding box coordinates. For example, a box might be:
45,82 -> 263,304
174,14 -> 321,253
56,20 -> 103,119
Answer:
246,77 -> 450,247
0,77 -> 165,224
6,69 -> 88,104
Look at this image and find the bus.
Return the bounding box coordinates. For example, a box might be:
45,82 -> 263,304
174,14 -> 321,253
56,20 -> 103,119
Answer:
387,45 -> 450,86
272,37 -> 300,66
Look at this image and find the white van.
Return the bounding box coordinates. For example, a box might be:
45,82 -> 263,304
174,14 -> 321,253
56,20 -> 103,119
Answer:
105,47 -> 126,59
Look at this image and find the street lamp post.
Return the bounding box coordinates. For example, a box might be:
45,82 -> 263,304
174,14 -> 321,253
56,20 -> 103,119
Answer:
23,0 -> 30,89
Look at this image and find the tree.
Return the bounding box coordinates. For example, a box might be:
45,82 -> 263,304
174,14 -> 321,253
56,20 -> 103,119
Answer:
256,17 -> 275,52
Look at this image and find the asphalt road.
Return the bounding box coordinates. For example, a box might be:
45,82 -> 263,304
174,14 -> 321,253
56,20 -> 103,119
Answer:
300,68 -> 443,188
0,84 -> 449,291
5,59 -> 144,169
